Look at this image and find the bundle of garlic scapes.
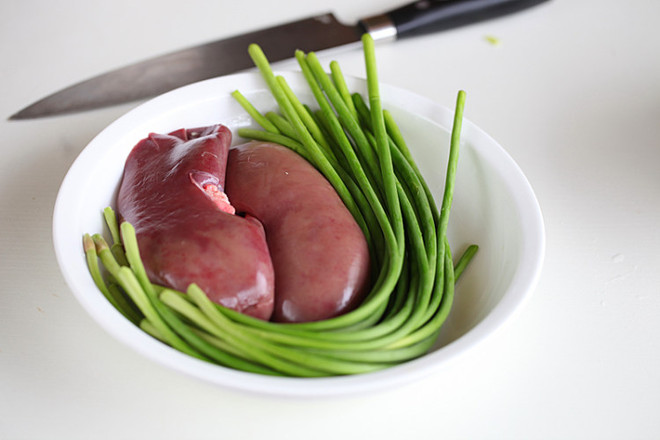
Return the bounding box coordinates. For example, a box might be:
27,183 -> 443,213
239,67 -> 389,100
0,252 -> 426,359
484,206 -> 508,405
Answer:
83,34 -> 477,377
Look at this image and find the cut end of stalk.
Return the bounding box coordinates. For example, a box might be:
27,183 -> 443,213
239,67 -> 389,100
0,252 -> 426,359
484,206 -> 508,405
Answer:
83,234 -> 95,253
119,221 -> 135,238
91,234 -> 109,252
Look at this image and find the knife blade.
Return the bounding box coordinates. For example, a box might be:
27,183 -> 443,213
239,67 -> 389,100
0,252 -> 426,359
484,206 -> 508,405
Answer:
10,0 -> 549,120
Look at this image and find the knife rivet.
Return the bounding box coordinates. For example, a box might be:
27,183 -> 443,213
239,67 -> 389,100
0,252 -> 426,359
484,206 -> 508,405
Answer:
416,0 -> 431,9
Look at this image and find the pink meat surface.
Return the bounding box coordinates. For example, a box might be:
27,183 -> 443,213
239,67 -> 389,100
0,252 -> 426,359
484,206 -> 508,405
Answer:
117,125 -> 275,320
226,141 -> 371,323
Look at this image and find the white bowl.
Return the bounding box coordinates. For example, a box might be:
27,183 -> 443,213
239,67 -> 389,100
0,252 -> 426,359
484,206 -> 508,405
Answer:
53,71 -> 545,397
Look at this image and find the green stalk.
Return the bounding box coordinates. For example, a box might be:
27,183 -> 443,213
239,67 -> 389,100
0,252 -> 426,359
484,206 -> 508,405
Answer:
276,75 -> 332,156
116,266 -> 202,358
330,60 -> 358,119
264,112 -> 297,138
120,222 -> 155,298
187,284 -> 389,375
454,244 -> 479,280
84,233 -> 135,322
103,207 -> 121,244
362,34 -> 402,231
93,233 -> 199,357
154,289 -> 280,375
236,128 -> 307,157
303,52 -> 383,196
231,90 -> 280,134
438,90 -> 466,242
386,242 -> 455,350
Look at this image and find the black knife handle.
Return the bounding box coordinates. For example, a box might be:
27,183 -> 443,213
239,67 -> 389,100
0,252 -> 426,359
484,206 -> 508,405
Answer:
360,0 -> 550,39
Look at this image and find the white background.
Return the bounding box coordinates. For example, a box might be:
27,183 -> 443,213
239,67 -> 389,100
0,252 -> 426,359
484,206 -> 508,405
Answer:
2,0 -> 659,438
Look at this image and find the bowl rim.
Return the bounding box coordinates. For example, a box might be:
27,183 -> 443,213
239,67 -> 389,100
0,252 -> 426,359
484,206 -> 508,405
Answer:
53,70 -> 545,397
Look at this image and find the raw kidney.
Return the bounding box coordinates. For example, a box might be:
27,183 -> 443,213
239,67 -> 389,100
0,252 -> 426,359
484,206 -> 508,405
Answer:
117,125 -> 275,320
226,141 -> 371,323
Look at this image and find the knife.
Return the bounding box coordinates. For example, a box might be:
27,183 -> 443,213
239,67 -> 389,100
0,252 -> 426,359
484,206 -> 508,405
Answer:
10,0 -> 549,120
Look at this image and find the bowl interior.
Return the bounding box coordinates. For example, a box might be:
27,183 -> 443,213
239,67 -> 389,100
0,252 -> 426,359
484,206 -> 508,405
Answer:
53,71 -> 544,396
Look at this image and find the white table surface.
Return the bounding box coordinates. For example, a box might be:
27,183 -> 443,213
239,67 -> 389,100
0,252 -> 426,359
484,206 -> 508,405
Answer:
2,0 -> 659,438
